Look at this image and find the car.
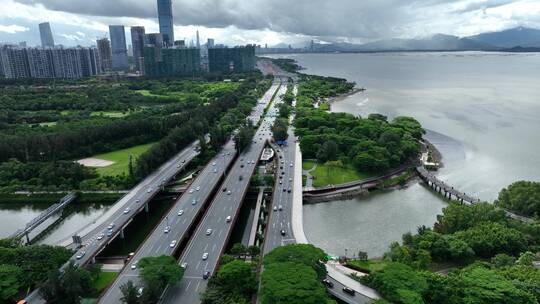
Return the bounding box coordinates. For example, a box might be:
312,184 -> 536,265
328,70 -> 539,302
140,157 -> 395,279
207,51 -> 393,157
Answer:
182,159 -> 186,163
177,164 -> 180,168
137,287 -> 144,298
177,209 -> 184,216
281,171 -> 285,175
135,199 -> 140,203
76,251 -> 86,259
189,189 -> 194,194
281,160 -> 284,164
131,261 -> 138,270
196,186 -> 200,191
322,279 -> 334,288
212,162 -> 216,166
283,188 -> 286,192
213,168 -> 217,173
107,223 -> 115,230
222,187 -> 227,192
289,178 -> 292,182
273,205 -> 278,211
342,287 -> 355,296
227,190 -> 232,195
226,216 -> 232,222
169,240 -> 177,248
203,271 -> 210,279
192,199 -> 197,205
279,175 -> 283,179
97,233 -> 104,240
280,230 -> 286,236
288,188 -> 291,193
239,175 -> 243,181
278,205 -> 283,211
147,188 -> 152,193
202,253 -> 209,260
180,262 -> 188,269
290,163 -> 293,167
107,230 -> 113,237
279,180 -> 282,184
240,164 -> 244,168
164,226 -> 171,233
123,208 -> 130,214
206,228 -> 212,235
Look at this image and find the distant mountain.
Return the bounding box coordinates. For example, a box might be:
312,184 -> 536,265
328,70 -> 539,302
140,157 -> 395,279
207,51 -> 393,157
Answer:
354,34 -> 492,51
467,27 -> 540,48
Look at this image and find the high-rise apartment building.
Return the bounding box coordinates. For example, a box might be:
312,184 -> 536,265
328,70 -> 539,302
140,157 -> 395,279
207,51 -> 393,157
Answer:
207,38 -> 215,48
0,46 -> 30,78
144,46 -> 200,77
208,45 -> 256,74
39,22 -> 55,48
96,38 -> 112,71
109,25 -> 129,70
0,46 -> 100,79
131,26 -> 145,71
157,0 -> 174,46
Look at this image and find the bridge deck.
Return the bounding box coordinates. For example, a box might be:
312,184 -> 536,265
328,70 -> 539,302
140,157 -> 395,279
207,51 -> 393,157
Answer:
416,166 -> 479,203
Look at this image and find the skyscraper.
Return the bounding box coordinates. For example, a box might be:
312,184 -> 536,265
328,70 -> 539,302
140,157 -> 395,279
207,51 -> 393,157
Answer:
196,30 -> 200,49
131,26 -> 145,71
96,38 -> 112,71
39,22 -> 55,48
109,25 -> 128,70
207,38 -> 215,49
157,0 -> 174,46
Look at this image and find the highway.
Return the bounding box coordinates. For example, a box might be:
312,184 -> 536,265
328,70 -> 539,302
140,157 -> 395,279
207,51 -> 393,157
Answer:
161,80 -> 288,304
98,80 -> 282,304
25,140 -> 201,304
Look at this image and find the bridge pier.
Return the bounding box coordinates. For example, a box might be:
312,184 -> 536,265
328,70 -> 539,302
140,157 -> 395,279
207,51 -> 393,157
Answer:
144,202 -> 149,213
25,232 -> 30,244
120,228 -> 125,239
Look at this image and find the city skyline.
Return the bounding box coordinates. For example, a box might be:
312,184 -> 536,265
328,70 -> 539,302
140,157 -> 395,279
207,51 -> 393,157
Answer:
1,0 -> 539,48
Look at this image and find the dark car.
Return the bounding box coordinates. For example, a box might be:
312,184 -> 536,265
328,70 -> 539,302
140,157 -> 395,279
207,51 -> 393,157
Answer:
343,287 -> 355,296
322,279 -> 334,288
222,187 -> 227,192
203,271 -> 210,280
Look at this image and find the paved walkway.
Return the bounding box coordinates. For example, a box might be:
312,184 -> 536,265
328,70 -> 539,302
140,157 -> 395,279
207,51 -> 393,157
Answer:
292,141 -> 309,244
303,163 -> 317,190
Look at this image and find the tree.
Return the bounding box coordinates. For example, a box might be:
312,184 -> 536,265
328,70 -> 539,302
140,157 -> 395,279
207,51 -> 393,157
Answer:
271,119 -> 288,142
434,202 -> 507,234
138,256 -> 184,294
316,140 -> 338,162
516,251 -> 536,266
39,262 -> 92,304
455,222 -> 527,258
234,121 -> 255,153
495,181 -> 540,217
491,254 -> 516,268
230,243 -> 247,258
248,245 -> 261,257
264,244 -> 327,280
261,262 -> 329,304
0,264 -> 23,302
120,280 -> 140,304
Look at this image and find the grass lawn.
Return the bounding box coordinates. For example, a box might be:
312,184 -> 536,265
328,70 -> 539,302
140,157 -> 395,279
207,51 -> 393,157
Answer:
135,89 -> 169,98
93,143 -> 155,176
309,161 -> 373,188
37,121 -> 57,127
90,111 -> 130,118
302,160 -> 317,171
92,271 -> 118,293
346,259 -> 388,273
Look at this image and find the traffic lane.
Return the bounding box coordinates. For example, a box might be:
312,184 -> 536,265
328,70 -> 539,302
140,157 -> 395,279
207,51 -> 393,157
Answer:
326,276 -> 372,304
99,144 -> 236,303
162,277 -> 204,304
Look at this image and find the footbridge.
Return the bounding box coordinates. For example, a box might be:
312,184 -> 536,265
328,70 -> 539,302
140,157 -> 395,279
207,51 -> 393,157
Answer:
416,166 -> 479,204
10,192 -> 77,244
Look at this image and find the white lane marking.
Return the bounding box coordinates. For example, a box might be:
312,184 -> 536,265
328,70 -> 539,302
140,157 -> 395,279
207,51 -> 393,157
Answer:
218,229 -> 223,237
196,261 -> 201,270
195,281 -> 201,292
185,280 -> 192,292
212,244 -> 216,252
203,243 -> 209,251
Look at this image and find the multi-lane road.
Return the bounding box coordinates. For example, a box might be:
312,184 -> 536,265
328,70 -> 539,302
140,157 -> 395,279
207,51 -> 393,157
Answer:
98,80 -> 282,304
25,141 -> 201,304
161,81 -> 288,304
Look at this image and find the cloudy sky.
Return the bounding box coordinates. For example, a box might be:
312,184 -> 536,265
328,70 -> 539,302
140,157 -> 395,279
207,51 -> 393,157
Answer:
0,0 -> 539,47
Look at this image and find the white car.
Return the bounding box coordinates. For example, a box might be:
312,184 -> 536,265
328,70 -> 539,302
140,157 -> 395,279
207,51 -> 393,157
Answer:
289,178 -> 292,182
147,188 -> 152,193
226,216 -> 232,223
189,189 -> 194,194
76,251 -> 86,259
192,199 -> 197,205
278,205 -> 283,211
135,199 -> 140,203
273,206 -> 278,211
107,223 -> 115,230
206,229 -> 212,235
202,253 -> 209,260
178,209 -> 184,216
227,190 -> 232,195
170,240 -> 177,248
181,262 -> 188,269
290,163 -> 293,167
196,186 -> 200,191
212,162 -> 216,166
131,261 -> 138,269
123,208 -> 130,214
164,226 -> 171,233
213,168 -> 217,173
97,233 -> 104,240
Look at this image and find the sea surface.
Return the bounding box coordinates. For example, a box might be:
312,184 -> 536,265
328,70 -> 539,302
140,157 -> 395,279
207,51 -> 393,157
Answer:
274,52 -> 540,257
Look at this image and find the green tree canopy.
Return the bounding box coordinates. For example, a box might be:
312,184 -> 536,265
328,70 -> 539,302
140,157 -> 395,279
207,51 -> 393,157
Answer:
495,181 -> 540,218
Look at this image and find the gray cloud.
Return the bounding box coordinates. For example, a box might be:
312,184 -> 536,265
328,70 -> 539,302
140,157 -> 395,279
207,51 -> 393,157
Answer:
12,0 -> 538,41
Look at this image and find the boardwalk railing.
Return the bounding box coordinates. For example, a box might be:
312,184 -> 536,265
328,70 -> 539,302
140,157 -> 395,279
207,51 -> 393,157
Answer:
10,192 -> 77,240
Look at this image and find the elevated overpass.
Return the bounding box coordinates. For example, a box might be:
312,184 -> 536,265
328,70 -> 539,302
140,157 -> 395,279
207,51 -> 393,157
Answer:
160,81 -> 288,304
98,81 -> 282,304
